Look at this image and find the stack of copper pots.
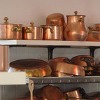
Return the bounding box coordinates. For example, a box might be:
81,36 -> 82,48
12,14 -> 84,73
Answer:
43,13 -> 65,40
0,17 -> 22,40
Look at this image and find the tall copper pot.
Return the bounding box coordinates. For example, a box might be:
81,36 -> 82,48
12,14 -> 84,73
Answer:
64,11 -> 88,41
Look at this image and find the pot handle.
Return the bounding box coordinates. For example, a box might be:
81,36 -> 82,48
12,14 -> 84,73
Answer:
12,25 -> 22,32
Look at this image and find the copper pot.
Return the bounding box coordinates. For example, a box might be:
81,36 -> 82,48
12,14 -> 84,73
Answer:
53,62 -> 85,76
0,17 -> 22,40
71,55 -> 95,76
8,59 -> 52,77
23,22 -> 43,40
46,13 -> 65,40
64,11 -> 88,41
87,26 -> 100,41
38,85 -> 64,100
46,13 -> 65,26
41,25 -> 63,40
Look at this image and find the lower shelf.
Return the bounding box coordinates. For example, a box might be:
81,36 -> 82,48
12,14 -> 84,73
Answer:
27,76 -> 100,84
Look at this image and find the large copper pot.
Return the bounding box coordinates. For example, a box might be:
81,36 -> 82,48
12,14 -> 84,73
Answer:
46,13 -> 65,40
64,11 -> 88,41
0,17 -> 22,40
41,25 -> 63,40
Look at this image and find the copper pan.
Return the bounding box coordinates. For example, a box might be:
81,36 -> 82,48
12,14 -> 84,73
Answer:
53,62 -> 85,76
71,55 -> 95,67
53,71 -> 75,77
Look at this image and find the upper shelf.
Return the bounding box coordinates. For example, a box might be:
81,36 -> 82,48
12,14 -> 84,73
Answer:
0,40 -> 100,47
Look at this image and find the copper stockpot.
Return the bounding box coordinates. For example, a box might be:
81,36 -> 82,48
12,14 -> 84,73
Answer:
0,17 -> 22,40
23,22 -> 43,40
41,25 -> 63,40
46,13 -> 65,40
64,11 -> 88,41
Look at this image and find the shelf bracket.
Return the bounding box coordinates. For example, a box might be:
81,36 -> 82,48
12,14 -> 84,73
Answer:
48,47 -> 54,60
89,46 -> 99,57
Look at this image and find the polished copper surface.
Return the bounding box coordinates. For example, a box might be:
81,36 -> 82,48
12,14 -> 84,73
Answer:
23,23 -> 43,40
41,25 -> 63,40
46,13 -> 65,26
64,11 -> 88,41
87,25 -> 100,41
0,17 -> 22,40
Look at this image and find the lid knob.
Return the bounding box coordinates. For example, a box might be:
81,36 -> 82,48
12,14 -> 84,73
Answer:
4,17 -> 8,24
74,11 -> 78,15
30,22 -> 34,27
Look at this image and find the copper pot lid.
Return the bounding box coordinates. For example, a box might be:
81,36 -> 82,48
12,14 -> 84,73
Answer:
66,11 -> 85,17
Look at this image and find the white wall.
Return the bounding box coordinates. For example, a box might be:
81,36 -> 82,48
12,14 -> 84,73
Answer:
0,0 -> 99,27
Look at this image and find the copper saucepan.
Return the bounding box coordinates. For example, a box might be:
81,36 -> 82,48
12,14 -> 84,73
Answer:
41,25 -> 63,40
23,22 -> 43,40
0,17 -> 22,40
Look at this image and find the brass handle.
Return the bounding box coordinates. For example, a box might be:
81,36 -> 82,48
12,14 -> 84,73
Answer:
79,18 -> 84,22
26,27 -> 32,33
30,22 -> 34,27
4,17 -> 8,24
12,25 -> 21,32
48,26 -> 54,33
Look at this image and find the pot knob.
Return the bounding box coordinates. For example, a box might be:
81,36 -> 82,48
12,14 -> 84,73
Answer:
74,11 -> 78,15
4,17 -> 8,24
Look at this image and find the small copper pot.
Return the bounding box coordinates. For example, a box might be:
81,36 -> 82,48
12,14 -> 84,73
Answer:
41,25 -> 63,40
23,23 -> 43,40
0,17 -> 22,40
87,26 -> 100,41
